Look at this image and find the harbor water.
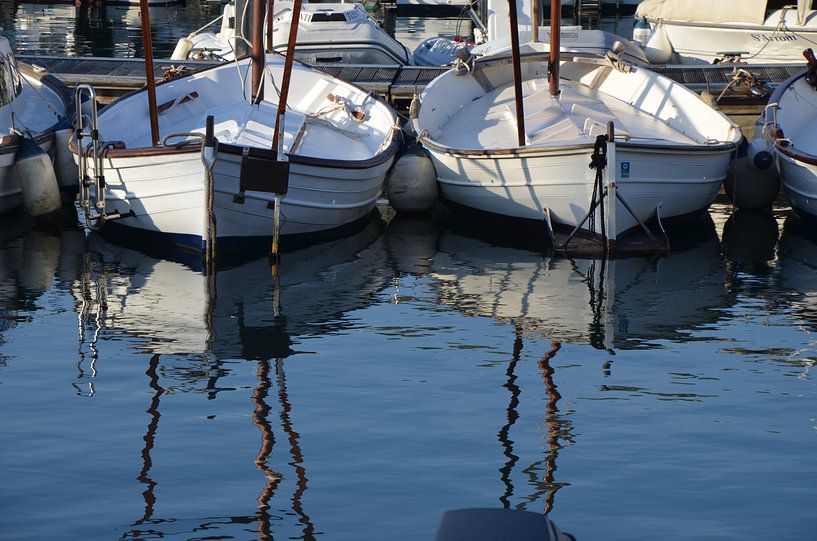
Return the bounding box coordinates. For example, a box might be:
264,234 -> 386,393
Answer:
1,4 -> 816,541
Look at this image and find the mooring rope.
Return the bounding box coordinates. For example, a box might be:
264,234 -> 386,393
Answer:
588,133 -> 608,243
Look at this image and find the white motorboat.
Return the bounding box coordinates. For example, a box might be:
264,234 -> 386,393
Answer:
0,34 -> 73,217
414,43 -> 741,250
412,0 -> 647,69
70,52 -> 400,256
635,0 -> 817,64
762,51 -> 817,220
174,0 -> 413,65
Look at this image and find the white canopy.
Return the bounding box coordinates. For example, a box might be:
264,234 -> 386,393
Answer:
635,0 -> 768,25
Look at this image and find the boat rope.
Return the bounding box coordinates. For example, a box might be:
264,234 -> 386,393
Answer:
588,133 -> 608,242
186,14 -> 224,39
562,134 -> 609,250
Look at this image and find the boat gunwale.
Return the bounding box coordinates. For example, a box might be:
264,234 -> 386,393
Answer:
67,134 -> 400,169
418,137 -> 738,158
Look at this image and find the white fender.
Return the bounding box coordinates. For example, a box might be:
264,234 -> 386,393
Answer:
643,22 -> 673,65
386,148 -> 438,214
15,136 -> 62,217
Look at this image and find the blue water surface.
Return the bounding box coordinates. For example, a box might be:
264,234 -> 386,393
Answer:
1,201 -> 816,540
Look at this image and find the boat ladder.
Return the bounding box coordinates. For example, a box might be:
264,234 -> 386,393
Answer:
75,84 -> 132,229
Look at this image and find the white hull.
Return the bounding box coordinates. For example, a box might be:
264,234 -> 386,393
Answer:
431,145 -> 728,236
764,72 -> 817,220
637,1 -> 817,64
416,54 -> 740,240
76,54 -> 399,253
181,2 -> 412,65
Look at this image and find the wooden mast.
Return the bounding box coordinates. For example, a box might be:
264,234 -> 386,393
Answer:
266,0 -> 274,52
271,0 -> 303,152
139,0 -> 159,146
508,0 -> 526,147
532,0 -> 539,43
251,0 -> 266,103
549,0 -> 561,97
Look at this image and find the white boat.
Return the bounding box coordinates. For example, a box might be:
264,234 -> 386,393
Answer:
762,53 -> 817,220
70,53 -> 399,255
635,0 -> 817,64
0,34 -> 73,217
174,1 -> 413,65
413,47 -> 741,249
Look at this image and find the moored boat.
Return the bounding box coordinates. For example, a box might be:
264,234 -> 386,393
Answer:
69,0 -> 399,262
173,1 -> 413,65
71,51 -> 399,255
0,34 -> 74,217
762,50 -> 817,220
635,0 -> 817,65
413,43 -> 741,251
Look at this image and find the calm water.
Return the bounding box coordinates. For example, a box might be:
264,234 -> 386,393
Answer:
1,200 -> 816,541
1,4 -> 816,541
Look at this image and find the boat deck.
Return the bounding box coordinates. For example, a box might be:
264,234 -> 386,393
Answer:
438,77 -> 699,149
18,55 -> 806,108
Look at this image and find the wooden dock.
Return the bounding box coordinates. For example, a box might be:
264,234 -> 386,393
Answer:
19,54 -> 804,110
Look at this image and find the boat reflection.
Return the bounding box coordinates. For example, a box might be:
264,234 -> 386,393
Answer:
388,214 -> 732,513
778,216 -> 817,334
68,214 -> 390,540
392,215 -> 732,351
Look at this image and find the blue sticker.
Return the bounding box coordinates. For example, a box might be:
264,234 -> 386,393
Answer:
620,161 -> 630,179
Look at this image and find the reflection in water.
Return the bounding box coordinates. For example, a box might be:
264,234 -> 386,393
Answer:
53,215 -> 390,539
274,357 -> 315,540
252,358 -> 283,541
413,215 -> 732,351
126,354 -> 163,540
534,341 -> 568,515
498,325 -> 523,509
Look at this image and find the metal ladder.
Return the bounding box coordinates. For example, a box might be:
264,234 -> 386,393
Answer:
75,84 -> 131,229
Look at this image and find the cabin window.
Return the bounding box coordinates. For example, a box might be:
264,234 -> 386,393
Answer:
766,0 -> 815,9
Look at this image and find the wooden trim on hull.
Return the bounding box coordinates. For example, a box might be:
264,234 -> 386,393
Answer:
68,136 -> 400,169
419,138 -> 737,158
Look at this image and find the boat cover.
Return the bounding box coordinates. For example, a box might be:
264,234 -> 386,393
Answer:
635,0 -> 768,25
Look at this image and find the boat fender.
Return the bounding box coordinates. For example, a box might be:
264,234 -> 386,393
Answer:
171,36 -> 194,61
386,147 -> 438,214
15,135 -> 62,217
643,21 -> 673,65
409,95 -> 419,120
725,137 -> 780,210
747,137 -> 774,171
632,17 -> 651,47
53,118 -> 78,193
